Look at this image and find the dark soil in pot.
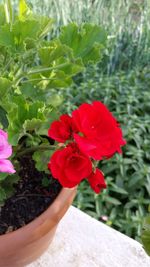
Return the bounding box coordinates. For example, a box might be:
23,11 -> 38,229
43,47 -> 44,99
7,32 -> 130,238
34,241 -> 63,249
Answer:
0,155 -> 62,235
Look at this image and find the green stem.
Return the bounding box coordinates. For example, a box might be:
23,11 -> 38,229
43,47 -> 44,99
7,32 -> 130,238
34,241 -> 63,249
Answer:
14,62 -> 70,86
28,62 -> 69,75
21,77 -> 57,84
16,144 -> 56,158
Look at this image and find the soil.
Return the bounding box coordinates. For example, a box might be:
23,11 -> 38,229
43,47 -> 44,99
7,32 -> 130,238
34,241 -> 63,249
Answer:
0,155 -> 62,235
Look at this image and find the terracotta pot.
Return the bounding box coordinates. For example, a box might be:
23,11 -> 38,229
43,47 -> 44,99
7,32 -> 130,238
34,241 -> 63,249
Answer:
0,187 -> 77,267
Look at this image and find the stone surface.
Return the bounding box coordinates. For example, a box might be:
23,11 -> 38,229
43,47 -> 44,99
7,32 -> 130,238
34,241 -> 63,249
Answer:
28,206 -> 150,267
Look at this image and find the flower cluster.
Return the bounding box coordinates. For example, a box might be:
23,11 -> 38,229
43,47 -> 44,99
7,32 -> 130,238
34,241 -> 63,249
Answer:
0,129 -> 15,174
48,101 -> 126,193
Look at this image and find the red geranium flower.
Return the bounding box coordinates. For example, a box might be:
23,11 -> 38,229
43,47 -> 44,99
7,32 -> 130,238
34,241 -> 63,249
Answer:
48,114 -> 76,143
72,101 -> 126,160
87,168 -> 106,193
48,143 -> 92,188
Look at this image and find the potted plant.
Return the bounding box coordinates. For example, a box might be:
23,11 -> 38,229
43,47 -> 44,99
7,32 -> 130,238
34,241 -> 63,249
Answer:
0,1 -> 126,266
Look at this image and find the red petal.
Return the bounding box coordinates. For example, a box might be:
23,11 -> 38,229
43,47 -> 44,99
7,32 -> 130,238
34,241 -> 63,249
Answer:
87,168 -> 106,193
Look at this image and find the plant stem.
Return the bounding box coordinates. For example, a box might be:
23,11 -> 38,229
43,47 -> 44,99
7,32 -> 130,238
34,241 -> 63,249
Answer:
16,144 -> 56,158
21,77 -> 57,84
28,62 -> 70,75
14,62 -> 70,86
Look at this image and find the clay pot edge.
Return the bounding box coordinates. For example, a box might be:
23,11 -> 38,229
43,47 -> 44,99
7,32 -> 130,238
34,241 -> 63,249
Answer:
0,186 -> 77,242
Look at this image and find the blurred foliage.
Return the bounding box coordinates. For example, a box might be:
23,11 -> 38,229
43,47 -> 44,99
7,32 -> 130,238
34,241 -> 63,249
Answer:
11,0 -> 150,73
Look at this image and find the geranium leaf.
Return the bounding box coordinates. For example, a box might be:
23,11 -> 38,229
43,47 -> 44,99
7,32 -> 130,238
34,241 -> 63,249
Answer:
0,24 -> 14,47
0,174 -> 20,203
0,173 -> 8,181
60,23 -> 107,64
0,77 -> 12,98
13,19 -> 40,50
0,19 -> 40,51
32,150 -> 53,172
38,16 -> 53,38
28,101 -> 45,119
38,40 -> 74,67
23,118 -> 43,132
0,106 -> 8,128
20,83 -> 64,105
0,186 -> 6,203
6,95 -> 52,145
37,40 -> 84,86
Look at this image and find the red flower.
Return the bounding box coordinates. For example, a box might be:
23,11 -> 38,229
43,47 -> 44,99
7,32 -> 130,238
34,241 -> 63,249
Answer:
87,168 -> 106,193
48,114 -> 74,143
72,101 -> 126,160
48,143 -> 92,188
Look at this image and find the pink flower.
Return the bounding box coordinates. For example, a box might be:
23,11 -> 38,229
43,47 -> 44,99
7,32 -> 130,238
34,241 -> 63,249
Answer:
101,215 -> 108,221
0,129 -> 15,174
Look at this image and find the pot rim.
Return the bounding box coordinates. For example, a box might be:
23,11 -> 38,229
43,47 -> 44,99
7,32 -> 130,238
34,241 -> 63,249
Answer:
0,186 -> 77,240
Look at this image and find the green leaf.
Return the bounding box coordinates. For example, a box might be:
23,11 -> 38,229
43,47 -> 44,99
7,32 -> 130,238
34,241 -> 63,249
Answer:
32,150 -> 53,172
42,176 -> 51,187
45,70 -> 73,88
111,184 -> 128,195
38,40 -> 73,67
28,101 -> 45,120
0,77 -> 12,98
0,106 -> 8,128
19,0 -> 32,21
37,40 -> 84,88
128,173 -> 142,188
0,24 -> 14,47
0,4 -> 6,25
105,196 -> 121,205
4,173 -> 20,185
0,19 -> 40,51
0,173 -> 8,181
23,118 -> 43,132
4,0 -> 13,25
6,95 -> 53,145
38,16 -> 53,38
47,94 -> 63,107
36,108 -> 59,136
0,186 -> 6,203
20,82 -> 36,99
142,215 -> 150,256
1,174 -> 20,201
7,127 -> 21,146
60,23 -> 107,64
13,19 -> 40,50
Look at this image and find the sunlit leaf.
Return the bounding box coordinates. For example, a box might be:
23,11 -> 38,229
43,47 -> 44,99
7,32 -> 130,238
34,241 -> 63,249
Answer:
19,0 -> 32,21
60,23 -> 107,64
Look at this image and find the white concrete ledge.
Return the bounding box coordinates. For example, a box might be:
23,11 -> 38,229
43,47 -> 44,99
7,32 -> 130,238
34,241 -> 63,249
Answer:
29,206 -> 150,267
